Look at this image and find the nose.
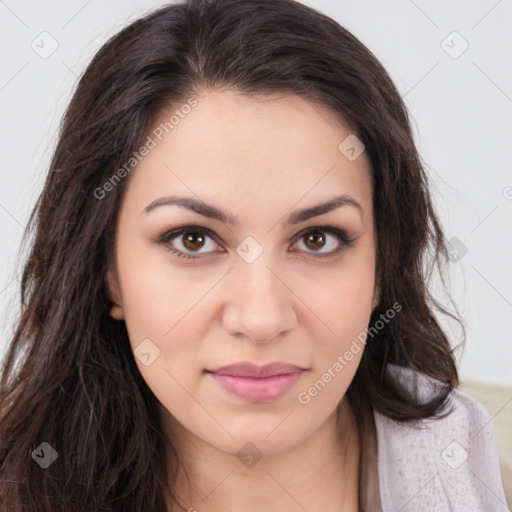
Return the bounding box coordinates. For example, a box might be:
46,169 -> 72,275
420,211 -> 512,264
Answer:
221,257 -> 298,343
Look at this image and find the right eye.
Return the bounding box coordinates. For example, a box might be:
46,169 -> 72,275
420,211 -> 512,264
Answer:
157,226 -> 224,260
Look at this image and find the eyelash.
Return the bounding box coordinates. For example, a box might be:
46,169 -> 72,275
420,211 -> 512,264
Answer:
155,223 -> 356,261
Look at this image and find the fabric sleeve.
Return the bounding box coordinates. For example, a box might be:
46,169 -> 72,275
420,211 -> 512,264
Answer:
374,365 -> 509,511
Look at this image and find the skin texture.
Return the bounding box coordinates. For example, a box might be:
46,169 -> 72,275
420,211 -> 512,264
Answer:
106,89 -> 379,511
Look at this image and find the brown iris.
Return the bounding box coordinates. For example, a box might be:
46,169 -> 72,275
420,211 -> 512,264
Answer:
179,229 -> 328,253
304,231 -> 326,251
182,231 -> 206,251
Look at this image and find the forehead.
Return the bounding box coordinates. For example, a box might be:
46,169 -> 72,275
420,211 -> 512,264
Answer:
123,89 -> 373,225
150,88 -> 361,161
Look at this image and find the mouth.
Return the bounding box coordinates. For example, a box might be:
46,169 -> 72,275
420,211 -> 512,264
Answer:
205,361 -> 306,402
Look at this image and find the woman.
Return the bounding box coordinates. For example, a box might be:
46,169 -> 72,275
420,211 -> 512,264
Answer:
0,0 -> 506,510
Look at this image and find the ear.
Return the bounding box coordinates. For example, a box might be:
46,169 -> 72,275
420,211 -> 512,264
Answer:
105,268 -> 125,320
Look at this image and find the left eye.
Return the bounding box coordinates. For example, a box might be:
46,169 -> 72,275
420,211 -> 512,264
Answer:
157,225 -> 354,260
292,228 -> 350,256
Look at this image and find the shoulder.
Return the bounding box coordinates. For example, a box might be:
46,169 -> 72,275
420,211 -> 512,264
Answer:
373,364 -> 508,512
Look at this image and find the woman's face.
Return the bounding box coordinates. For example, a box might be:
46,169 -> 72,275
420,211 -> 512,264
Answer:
107,89 -> 378,458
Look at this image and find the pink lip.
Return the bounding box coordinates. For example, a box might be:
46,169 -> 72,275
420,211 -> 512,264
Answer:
206,362 -> 305,402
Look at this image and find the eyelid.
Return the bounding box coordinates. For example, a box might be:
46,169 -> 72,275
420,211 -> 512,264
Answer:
289,225 -> 356,258
157,224 -> 222,246
155,225 -> 222,259
156,223 -> 356,260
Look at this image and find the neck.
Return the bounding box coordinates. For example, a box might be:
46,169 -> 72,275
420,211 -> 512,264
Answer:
163,397 -> 361,512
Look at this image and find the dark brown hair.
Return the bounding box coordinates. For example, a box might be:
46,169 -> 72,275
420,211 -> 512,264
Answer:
0,0 -> 464,510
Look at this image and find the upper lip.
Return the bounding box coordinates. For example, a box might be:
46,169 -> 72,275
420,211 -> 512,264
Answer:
207,361 -> 305,378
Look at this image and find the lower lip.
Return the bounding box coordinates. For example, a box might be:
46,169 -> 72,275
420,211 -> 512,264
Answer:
208,371 -> 303,402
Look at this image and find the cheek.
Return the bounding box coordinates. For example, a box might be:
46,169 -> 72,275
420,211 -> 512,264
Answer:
116,258 -> 206,411
115,249 -> 214,393
297,270 -> 373,404
120,276 -> 177,345
311,251 -> 375,348
324,280 -> 373,339
115,238 -> 192,352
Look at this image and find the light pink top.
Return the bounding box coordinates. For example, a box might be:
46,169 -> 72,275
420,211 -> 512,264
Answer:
375,365 -> 508,511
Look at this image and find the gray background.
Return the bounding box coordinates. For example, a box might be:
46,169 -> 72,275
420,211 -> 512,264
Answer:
1,0 -> 511,385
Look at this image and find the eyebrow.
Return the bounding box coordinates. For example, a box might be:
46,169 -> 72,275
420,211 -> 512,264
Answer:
143,194 -> 363,226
